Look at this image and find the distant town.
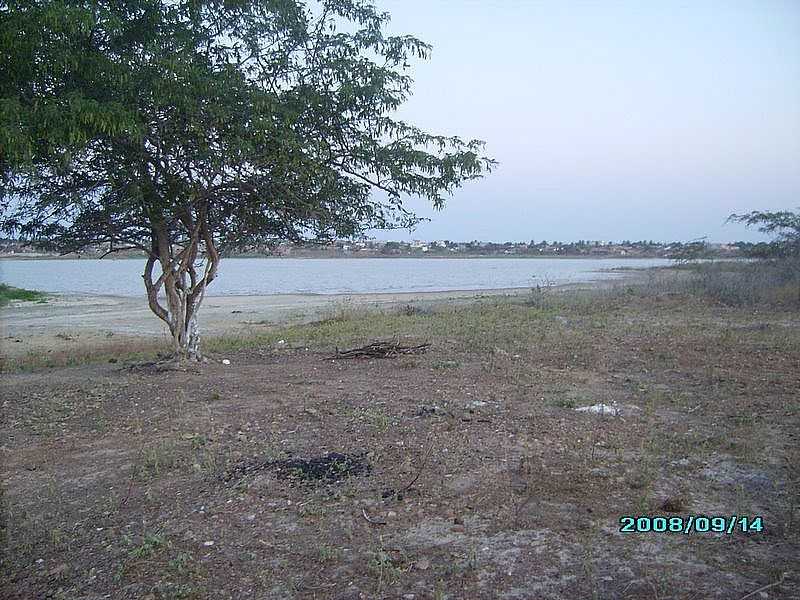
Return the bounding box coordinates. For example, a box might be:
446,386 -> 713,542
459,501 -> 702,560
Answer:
0,237 -> 767,259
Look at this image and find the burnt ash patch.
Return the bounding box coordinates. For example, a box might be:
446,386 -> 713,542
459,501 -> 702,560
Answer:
223,452 -> 371,484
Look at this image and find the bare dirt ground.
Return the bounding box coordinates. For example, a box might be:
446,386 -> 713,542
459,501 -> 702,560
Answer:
2,284 -> 799,599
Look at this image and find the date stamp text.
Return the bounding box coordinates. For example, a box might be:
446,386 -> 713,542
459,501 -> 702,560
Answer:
619,515 -> 763,534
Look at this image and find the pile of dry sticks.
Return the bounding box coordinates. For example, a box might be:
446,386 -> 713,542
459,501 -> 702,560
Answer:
331,340 -> 430,359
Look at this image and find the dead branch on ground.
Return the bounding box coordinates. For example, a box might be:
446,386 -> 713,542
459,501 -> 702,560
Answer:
331,340 -> 430,360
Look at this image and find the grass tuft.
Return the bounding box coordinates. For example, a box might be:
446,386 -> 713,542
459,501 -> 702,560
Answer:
0,283 -> 48,306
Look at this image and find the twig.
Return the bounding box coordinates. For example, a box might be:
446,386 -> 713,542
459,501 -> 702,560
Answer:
361,507 -> 386,525
394,432 -> 435,497
738,573 -> 787,600
118,442 -> 146,510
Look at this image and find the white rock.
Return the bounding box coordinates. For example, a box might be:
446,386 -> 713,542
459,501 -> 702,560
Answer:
203,541 -> 215,546
221,359 -> 231,365
465,400 -> 488,409
575,403 -> 621,416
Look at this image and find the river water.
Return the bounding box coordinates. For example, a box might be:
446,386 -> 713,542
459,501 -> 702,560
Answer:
0,257 -> 670,297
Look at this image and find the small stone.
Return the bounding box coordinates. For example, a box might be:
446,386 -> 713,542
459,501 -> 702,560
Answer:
203,541 -> 215,546
221,359 -> 231,365
416,557 -> 430,570
387,511 -> 397,518
465,400 -> 488,409
403,595 -> 416,600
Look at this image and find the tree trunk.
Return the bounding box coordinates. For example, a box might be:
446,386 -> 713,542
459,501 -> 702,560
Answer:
142,206 -> 219,361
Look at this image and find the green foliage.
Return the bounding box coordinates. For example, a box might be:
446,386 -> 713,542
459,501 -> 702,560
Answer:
127,532 -> 167,559
1,0 -> 495,251
0,283 -> 47,306
729,209 -> 800,258
1,0 -> 494,356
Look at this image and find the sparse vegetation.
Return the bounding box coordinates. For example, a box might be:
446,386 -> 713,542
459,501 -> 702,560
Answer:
656,260 -> 800,308
0,283 -> 46,307
2,269 -> 799,598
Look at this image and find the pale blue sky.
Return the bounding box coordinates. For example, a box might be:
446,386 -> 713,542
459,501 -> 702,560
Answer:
368,0 -> 800,242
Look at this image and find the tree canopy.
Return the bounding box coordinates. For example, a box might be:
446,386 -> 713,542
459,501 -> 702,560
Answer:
1,0 -> 495,358
729,209 -> 800,258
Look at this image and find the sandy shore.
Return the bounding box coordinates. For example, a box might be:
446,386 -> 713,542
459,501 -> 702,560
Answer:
1,270 -> 644,359
2,287 -> 550,358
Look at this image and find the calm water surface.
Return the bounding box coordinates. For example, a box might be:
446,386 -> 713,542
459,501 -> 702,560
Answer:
0,257 -> 669,297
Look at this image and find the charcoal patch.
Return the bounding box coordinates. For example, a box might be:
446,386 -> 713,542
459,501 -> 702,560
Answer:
224,452 -> 371,484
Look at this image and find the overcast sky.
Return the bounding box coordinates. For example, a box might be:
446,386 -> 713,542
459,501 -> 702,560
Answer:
367,0 -> 800,243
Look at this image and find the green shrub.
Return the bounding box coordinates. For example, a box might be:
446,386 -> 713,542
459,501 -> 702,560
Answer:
0,284 -> 47,307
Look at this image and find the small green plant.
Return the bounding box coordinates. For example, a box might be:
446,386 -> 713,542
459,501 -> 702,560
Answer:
142,441 -> 182,476
363,408 -> 391,432
168,551 -> 194,574
550,397 -> 577,409
368,548 -> 404,592
188,434 -> 208,450
152,582 -> 196,599
432,360 -> 460,370
318,545 -> 342,562
128,532 -> 166,559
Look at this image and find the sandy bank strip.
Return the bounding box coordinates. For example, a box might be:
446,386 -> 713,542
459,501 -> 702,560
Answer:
1,274 -> 640,359
2,286 -> 558,358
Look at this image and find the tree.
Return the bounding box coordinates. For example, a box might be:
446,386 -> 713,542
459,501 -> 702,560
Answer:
1,0 -> 495,360
729,209 -> 800,305
728,209 -> 800,258
667,237 -> 709,263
